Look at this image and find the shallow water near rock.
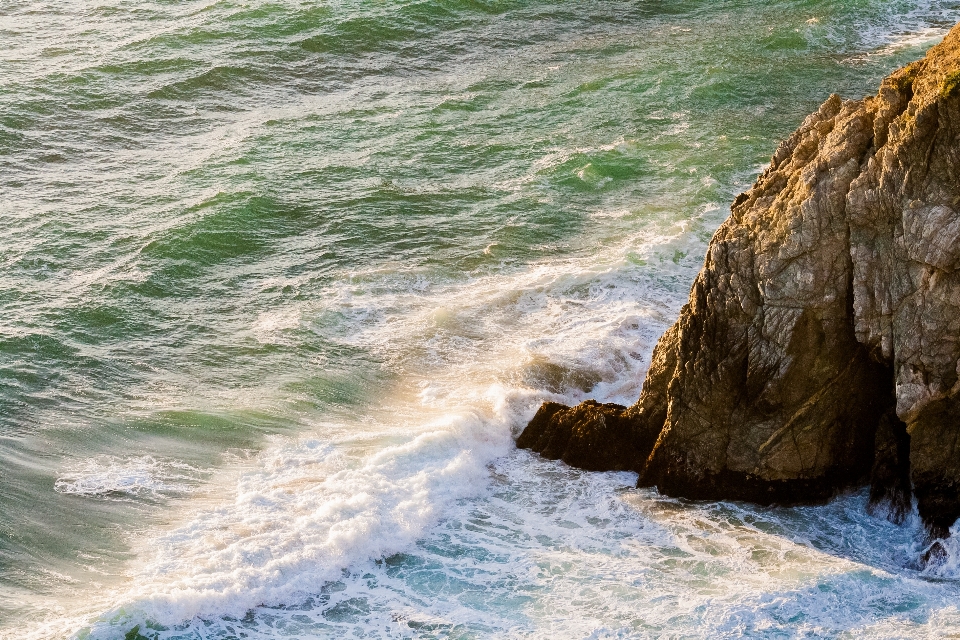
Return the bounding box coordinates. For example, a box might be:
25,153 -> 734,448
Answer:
3,1 -> 960,638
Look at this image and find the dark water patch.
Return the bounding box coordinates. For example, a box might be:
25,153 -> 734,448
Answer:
300,19 -> 436,56
0,126 -> 27,156
545,149 -> 650,194
93,57 -> 208,81
281,368 -> 382,413
53,304 -> 156,347
140,193 -> 298,269
120,25 -> 256,56
146,64 -> 269,101
322,597 -> 371,623
125,409 -> 295,446
222,3 -> 334,34
0,333 -> 85,390
760,24 -> 815,52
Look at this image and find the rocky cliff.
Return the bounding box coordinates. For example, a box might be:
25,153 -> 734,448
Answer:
518,22 -> 960,539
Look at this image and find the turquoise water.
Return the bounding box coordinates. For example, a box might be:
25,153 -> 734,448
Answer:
2,1 -> 960,638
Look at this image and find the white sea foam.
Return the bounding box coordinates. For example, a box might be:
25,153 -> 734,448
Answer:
6,1 -> 960,638
54,456 -> 206,500
59,10 -> 960,628
250,308 -> 302,344
66,211 -> 960,639
879,26 -> 953,53
75,413 -> 514,635
78,452 -> 960,640
66,205 -> 704,638
319,208 -> 712,402
64,121 -> 960,640
68,193 -> 960,638
844,1 -> 958,61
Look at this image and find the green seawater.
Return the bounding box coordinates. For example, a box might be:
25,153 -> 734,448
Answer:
2,1 -> 960,638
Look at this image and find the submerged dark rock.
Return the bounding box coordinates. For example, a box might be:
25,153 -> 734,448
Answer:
519,22 -> 960,538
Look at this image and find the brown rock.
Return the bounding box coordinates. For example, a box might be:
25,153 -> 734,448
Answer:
847,29 -> 960,535
515,400 -> 640,472
518,22 -> 960,537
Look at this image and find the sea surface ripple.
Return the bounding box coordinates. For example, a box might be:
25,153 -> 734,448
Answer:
2,1 -> 960,638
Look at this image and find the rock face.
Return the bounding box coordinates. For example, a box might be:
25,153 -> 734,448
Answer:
519,23 -> 960,536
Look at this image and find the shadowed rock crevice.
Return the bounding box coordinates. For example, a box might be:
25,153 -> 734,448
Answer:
518,22 -> 960,539
868,407 -> 912,525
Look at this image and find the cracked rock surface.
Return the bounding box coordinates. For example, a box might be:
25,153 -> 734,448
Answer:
519,22 -> 960,536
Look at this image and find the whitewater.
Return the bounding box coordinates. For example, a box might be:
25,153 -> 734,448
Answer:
3,1 -> 960,638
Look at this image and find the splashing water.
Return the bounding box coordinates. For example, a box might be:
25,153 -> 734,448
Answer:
2,0 -> 960,638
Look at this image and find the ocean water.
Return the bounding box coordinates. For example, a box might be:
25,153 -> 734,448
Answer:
3,1 -> 960,638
